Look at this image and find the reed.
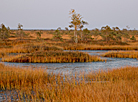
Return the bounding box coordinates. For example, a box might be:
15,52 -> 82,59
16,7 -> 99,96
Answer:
86,66 -> 138,81
102,51 -> 138,59
64,45 -> 138,50
0,50 -> 8,58
0,64 -> 138,101
2,43 -> 63,54
2,51 -> 103,63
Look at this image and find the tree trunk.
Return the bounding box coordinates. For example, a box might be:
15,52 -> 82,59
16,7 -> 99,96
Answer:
75,32 -> 78,43
80,28 -> 83,41
74,26 -> 78,43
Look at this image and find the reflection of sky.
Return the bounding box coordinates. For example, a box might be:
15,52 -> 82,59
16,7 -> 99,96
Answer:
0,0 -> 138,30
3,50 -> 138,75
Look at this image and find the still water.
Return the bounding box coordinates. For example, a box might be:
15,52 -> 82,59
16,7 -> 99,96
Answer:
2,50 -> 138,75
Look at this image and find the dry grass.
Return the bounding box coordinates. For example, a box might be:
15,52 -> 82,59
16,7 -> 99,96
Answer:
45,42 -> 138,50
63,44 -> 138,50
1,43 -> 63,54
0,64 -> 138,101
102,51 -> 138,59
86,67 -> 138,81
0,50 -> 8,58
2,51 -> 103,63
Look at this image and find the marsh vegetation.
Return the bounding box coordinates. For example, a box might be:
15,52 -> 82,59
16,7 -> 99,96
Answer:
0,64 -> 138,101
103,51 -> 138,59
0,9 -> 138,101
2,51 -> 103,63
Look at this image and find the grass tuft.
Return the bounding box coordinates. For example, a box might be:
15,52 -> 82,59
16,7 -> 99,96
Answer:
0,64 -> 138,101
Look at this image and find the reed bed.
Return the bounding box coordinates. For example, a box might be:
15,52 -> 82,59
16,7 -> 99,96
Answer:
2,51 -> 103,63
49,42 -> 138,50
0,43 -> 63,54
0,50 -> 8,58
64,45 -> 138,50
0,64 -> 138,101
86,67 -> 138,82
102,51 -> 138,59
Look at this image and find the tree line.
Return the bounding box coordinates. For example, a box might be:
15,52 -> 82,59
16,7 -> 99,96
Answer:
0,9 -> 137,43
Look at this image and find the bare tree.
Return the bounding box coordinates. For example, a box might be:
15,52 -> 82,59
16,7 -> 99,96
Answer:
17,23 -> 23,41
69,9 -> 82,43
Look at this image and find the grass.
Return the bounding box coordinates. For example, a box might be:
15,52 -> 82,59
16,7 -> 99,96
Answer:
102,51 -> 138,59
64,44 -> 138,50
2,51 -> 103,63
47,42 -> 138,50
86,67 -> 138,81
0,50 -> 7,58
0,29 -> 138,101
1,43 -> 63,54
0,64 -> 138,101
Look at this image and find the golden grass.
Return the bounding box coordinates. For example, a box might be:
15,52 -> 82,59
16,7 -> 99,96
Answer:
46,42 -> 138,50
103,51 -> 138,59
0,64 -> 138,101
0,50 -> 8,58
2,51 -> 103,63
64,44 -> 138,50
86,67 -> 138,81
1,43 -> 63,54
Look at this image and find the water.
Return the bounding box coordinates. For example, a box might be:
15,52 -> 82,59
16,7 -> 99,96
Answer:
1,50 -> 138,101
2,50 -> 138,75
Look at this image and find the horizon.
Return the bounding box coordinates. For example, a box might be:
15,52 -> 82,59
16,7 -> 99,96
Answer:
0,0 -> 138,30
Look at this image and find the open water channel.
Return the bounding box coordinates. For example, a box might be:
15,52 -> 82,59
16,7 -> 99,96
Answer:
1,50 -> 138,101
2,50 -> 138,75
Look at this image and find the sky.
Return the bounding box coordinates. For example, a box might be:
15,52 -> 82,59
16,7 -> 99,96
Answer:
0,0 -> 138,30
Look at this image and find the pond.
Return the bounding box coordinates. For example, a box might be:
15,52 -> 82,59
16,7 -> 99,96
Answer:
2,50 -> 138,75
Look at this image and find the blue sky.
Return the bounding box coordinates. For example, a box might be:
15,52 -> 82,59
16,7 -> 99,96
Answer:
0,0 -> 138,30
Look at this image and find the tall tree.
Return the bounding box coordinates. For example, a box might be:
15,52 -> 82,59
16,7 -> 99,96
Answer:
17,23 -> 23,41
69,9 -> 82,43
